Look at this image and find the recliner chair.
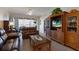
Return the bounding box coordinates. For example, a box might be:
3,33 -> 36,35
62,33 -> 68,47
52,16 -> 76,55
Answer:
0,29 -> 8,49
0,37 -> 4,49
0,28 -> 23,51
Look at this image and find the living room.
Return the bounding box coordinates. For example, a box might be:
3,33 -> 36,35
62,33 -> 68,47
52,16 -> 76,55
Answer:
0,7 -> 79,51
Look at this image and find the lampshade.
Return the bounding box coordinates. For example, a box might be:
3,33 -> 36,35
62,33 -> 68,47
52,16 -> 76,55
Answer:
9,22 -> 14,26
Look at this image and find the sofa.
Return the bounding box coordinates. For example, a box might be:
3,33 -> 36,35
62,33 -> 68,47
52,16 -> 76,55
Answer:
22,27 -> 39,39
0,29 -> 23,51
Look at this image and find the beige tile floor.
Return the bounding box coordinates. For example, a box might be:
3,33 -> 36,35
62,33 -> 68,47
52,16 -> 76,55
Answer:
22,38 -> 74,51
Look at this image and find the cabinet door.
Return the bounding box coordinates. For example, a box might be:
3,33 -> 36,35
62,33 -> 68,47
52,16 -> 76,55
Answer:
65,33 -> 79,50
64,12 -> 79,50
56,29 -> 64,44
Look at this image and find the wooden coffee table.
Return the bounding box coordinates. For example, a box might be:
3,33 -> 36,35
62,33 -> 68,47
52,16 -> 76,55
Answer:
30,35 -> 51,51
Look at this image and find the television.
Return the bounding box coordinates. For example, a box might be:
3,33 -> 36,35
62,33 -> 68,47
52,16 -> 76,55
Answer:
51,17 -> 62,30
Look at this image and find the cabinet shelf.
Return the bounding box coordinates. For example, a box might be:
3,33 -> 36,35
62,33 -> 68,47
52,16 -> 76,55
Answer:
67,16 -> 77,32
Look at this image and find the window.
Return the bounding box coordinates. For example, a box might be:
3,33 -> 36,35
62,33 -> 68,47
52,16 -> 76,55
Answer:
18,19 -> 36,28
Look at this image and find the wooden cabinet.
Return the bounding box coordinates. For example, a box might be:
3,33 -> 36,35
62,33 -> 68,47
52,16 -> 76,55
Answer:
64,11 -> 79,50
47,10 -> 79,50
49,12 -> 67,44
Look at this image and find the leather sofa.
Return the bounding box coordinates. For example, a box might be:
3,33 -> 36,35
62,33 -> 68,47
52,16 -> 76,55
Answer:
0,29 -> 7,49
0,29 -> 23,51
22,27 -> 39,39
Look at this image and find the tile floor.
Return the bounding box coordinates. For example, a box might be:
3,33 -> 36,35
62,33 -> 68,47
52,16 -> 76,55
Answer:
22,38 -> 74,51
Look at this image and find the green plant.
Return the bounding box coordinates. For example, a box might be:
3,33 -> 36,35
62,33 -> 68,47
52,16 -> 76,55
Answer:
52,8 -> 62,15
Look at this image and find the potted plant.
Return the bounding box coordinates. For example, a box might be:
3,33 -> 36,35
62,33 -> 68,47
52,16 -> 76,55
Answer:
52,8 -> 63,15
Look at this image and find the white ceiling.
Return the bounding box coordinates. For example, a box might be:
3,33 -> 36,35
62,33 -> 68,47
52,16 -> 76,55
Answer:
0,7 -> 53,16
0,7 -> 79,19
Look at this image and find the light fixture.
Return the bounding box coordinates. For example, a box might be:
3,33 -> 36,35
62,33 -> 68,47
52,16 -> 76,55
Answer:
9,22 -> 14,26
27,9 -> 32,15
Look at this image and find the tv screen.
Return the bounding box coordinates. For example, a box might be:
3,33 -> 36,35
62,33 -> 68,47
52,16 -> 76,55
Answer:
52,18 -> 62,27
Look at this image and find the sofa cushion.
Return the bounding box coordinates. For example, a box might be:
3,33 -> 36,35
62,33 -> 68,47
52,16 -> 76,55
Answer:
0,38 -> 3,48
2,39 -> 14,51
0,29 -> 7,41
0,29 -> 5,36
0,38 -> 3,44
1,34 -> 7,41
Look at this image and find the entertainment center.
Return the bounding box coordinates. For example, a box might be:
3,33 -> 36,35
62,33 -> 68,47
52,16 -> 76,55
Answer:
45,9 -> 79,50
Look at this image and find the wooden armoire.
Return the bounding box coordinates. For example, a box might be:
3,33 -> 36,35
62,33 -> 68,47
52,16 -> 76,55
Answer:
45,9 -> 79,50
49,12 -> 68,44
64,10 -> 79,50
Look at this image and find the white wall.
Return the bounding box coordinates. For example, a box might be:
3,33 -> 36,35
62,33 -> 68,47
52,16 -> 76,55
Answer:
39,15 -> 50,34
39,18 -> 44,33
0,10 -> 9,21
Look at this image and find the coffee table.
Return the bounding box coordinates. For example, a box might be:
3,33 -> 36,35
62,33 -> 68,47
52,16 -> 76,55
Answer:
30,35 -> 51,51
